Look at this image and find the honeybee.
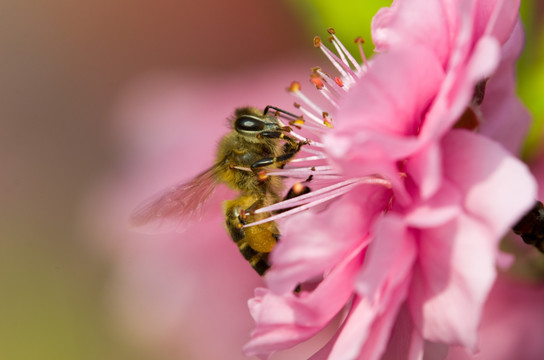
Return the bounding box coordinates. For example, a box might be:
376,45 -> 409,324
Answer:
131,106 -> 309,275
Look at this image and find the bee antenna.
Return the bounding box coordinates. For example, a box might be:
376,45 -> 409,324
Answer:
263,105 -> 300,121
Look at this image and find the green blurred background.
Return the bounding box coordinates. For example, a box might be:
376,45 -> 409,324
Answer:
0,0 -> 541,359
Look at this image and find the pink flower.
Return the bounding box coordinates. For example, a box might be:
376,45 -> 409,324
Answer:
243,1 -> 536,359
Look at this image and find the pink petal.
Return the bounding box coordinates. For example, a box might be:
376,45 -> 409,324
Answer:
409,214 -> 495,350
372,0 -> 452,65
474,0 -> 521,45
479,21 -> 530,154
267,185 -> 390,294
409,131 -> 537,348
323,133 -> 414,207
355,214 -> 417,301
311,281 -> 412,360
244,249 -> 363,357
406,142 -> 443,200
381,304 -> 424,360
325,44 -> 444,185
308,216 -> 416,359
441,130 -> 537,238
420,36 -> 500,142
335,44 -> 444,138
403,179 -> 462,228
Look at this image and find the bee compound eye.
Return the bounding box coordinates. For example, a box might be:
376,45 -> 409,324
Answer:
235,116 -> 265,132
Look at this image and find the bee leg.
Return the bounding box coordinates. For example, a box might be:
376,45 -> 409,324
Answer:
240,198 -> 264,218
257,131 -> 304,146
250,144 -> 305,170
257,129 -> 308,148
251,130 -> 308,170
257,131 -> 291,139
250,153 -> 294,169
224,203 -> 246,243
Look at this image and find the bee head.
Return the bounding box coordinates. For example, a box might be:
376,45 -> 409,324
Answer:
231,107 -> 285,144
234,115 -> 266,135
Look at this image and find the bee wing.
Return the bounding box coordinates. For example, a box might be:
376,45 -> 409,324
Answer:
130,165 -> 221,233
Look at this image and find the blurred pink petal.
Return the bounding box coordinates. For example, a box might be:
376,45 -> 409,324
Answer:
446,275 -> 544,360
474,0 -> 521,44
480,21 -> 530,153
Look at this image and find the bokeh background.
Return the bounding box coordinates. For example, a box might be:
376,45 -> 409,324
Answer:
0,0 -> 542,359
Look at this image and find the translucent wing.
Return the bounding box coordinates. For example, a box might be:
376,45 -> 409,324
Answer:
130,165 -> 220,233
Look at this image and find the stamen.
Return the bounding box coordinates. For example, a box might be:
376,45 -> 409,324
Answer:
289,154 -> 327,163
291,182 -> 308,195
328,29 -> 362,72
305,139 -> 324,148
313,36 -> 322,48
287,82 -> 327,117
314,36 -> 354,85
244,177 -> 392,227
314,35 -> 359,85
316,85 -> 340,109
354,36 -> 369,67
296,103 -> 328,127
266,170 -> 339,179
258,170 -> 268,181
290,117 -> 305,128
293,120 -> 330,134
300,146 -> 326,156
274,117 -> 316,143
310,74 -> 325,90
287,81 -> 301,93
312,67 -> 347,95
323,112 -> 333,128
266,165 -> 337,178
308,70 -> 343,108
329,35 -> 351,70
256,177 -> 391,214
